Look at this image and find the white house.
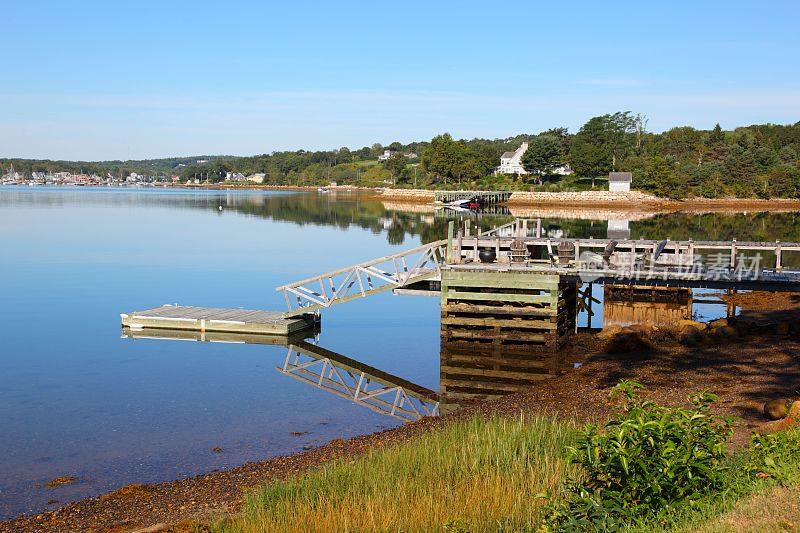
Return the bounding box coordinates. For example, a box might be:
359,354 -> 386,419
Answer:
495,142 -> 573,176
247,173 -> 266,184
608,172 -> 632,192
225,172 -> 246,181
378,149 -> 418,161
496,143 -> 529,175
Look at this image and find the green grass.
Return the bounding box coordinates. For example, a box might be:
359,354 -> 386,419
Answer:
207,413 -> 800,533
211,416 -> 578,532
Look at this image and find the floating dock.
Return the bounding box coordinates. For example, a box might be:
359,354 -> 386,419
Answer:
120,305 -> 317,335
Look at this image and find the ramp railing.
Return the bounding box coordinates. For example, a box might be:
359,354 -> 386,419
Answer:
276,240 -> 448,317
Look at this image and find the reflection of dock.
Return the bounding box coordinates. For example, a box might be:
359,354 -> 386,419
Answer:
440,344 -> 565,412
120,304 -> 317,335
279,341 -> 439,422
121,326 -> 315,345
603,286 -> 692,327
119,327 -> 438,423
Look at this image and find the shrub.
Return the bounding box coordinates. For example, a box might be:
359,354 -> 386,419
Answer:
545,381 -> 733,530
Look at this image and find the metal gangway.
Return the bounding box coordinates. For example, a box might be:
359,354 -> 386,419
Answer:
276,240 -> 448,317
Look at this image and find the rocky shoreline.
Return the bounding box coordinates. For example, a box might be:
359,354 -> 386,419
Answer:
376,187 -> 800,210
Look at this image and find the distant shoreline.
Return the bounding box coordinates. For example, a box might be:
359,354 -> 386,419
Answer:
5,183 -> 800,211
374,187 -> 800,211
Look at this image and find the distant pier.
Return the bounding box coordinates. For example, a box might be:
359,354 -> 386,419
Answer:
434,190 -> 511,205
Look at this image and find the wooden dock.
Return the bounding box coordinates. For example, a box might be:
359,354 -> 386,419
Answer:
120,305 -> 317,335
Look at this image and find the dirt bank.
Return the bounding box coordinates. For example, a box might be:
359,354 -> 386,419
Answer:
5,309 -> 800,532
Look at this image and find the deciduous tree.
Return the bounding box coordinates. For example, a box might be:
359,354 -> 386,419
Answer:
521,136 -> 564,184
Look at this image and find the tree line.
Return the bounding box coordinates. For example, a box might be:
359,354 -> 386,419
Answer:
4,116 -> 799,198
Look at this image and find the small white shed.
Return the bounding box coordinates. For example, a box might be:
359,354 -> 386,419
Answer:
608,172 -> 632,192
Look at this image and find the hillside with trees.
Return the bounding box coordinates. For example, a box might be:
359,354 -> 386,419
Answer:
3,116 -> 799,198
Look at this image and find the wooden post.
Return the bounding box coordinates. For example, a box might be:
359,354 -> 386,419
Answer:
730,239 -> 737,269
464,220 -> 470,237
776,240 -> 782,271
536,218 -> 542,238
630,242 -> 636,270
453,230 -> 463,265
446,221 -> 454,264
587,282 -> 593,329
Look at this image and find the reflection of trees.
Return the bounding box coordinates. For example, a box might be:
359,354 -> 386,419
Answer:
632,212 -> 800,243
221,193 -> 524,245
387,224 -> 407,246
8,189 -> 800,255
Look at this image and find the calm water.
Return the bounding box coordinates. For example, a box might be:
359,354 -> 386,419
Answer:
2,187 -> 800,519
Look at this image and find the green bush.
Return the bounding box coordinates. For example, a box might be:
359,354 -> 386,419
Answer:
545,381 -> 733,530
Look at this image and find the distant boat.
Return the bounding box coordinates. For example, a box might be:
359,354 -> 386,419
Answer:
317,187 -> 329,193
446,196 -> 482,209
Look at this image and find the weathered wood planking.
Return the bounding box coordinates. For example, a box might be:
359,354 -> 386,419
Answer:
120,305 -> 317,335
440,270 -> 577,351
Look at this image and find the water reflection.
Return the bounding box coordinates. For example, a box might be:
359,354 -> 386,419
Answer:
603,285 -> 693,327
439,343 -> 567,414
123,283 -> 739,424
279,341 -> 439,422
9,187 -> 800,255
121,327 -> 439,423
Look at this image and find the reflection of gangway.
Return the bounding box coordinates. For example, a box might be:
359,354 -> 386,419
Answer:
276,240 -> 448,317
121,327 -> 440,423
279,341 -> 440,422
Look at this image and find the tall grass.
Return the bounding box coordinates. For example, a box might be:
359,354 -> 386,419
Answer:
213,416 -> 578,532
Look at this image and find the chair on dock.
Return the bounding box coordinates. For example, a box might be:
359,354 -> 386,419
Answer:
602,241 -> 618,266
639,239 -> 669,269
510,239 -> 529,263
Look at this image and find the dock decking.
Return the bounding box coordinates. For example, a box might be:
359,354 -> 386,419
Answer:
120,305 -> 317,335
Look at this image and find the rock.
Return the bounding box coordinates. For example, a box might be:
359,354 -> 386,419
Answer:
713,325 -> 738,339
679,330 -> 702,346
677,319 -> 706,331
757,417 -> 798,434
764,399 -> 789,420
697,333 -> 714,345
789,400 -> 800,419
625,324 -> 652,334
45,476 -> 76,489
708,318 -> 729,329
597,325 -> 623,339
603,331 -> 652,353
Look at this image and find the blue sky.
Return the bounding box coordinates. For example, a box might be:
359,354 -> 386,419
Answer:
2,0 -> 799,160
